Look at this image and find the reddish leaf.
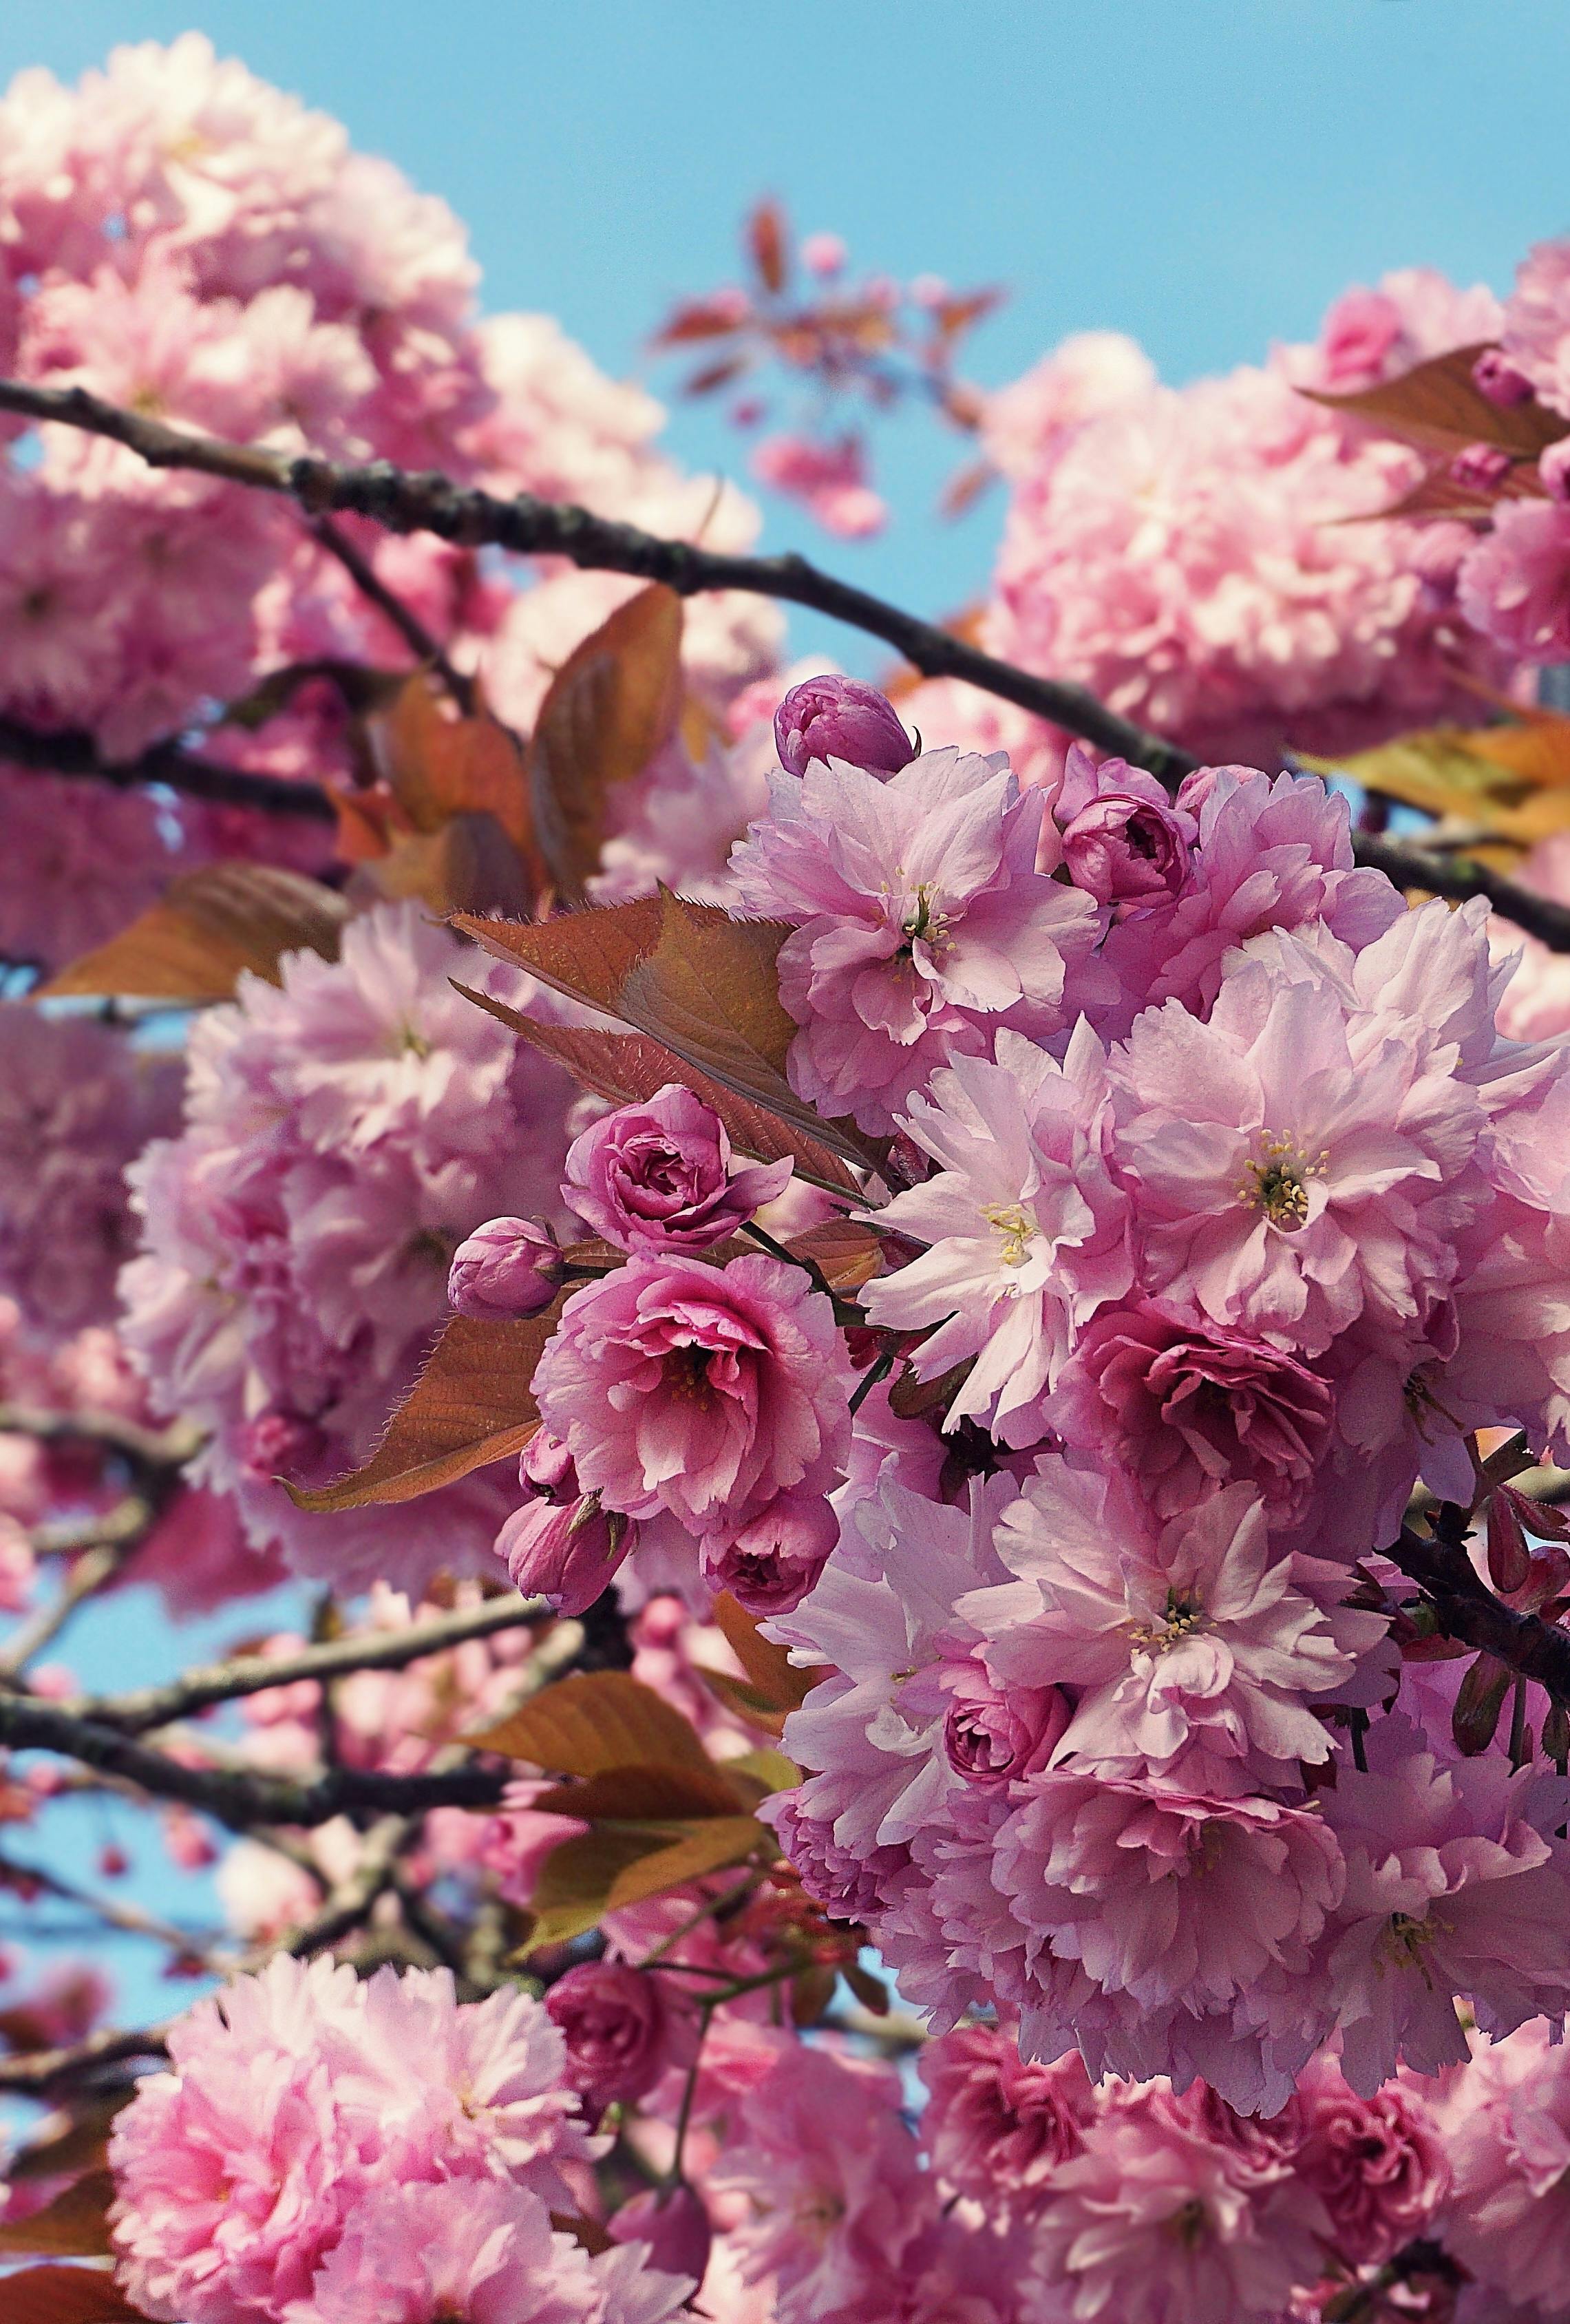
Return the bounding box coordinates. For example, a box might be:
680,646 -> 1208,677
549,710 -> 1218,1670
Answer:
785,1218 -> 884,1291
526,587 -> 685,904
370,673 -> 533,858
284,1303 -> 564,1513
0,2171 -> 116,2254
351,813 -> 533,917
0,2269 -> 148,2324
604,1815 -> 768,1910
683,355 -> 750,398
939,459 -> 997,520
454,891 -> 882,1173
652,299 -> 750,348
1502,1483 -> 1570,1544
40,867 -> 349,1002
1304,343 -> 1570,463
747,198 -> 789,297
470,1671 -> 714,1775
534,1763 -> 755,1820
452,986 -> 858,1196
710,1593 -> 818,1715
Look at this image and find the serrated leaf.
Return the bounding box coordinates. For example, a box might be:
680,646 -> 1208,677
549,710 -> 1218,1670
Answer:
368,672 -> 531,854
527,587 -> 685,903
452,988 -> 858,1196
469,1671 -> 713,1775
39,867 -> 349,1002
1304,342 -> 1570,463
602,1815 -> 769,1910
454,892 -> 881,1172
0,2269 -> 149,2324
0,2171 -> 115,2255
285,1303 -> 563,1514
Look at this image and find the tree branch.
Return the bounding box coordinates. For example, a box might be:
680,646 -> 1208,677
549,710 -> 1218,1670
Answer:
0,2022 -> 169,2096
0,375 -> 1196,785
1388,1525 -> 1570,1703
7,374 -> 1570,947
0,709 -> 336,821
70,1592 -> 551,1733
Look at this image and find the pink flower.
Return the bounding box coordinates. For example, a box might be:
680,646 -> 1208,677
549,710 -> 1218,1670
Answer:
1501,234 -> 1570,418
705,2038 -> 934,2323
1458,498 -> 1570,660
449,1217 -> 566,1318
1319,1713 -> 1570,2092
1292,2049 -> 1449,2267
918,2022 -> 1094,2214
1110,927 -> 1487,1360
544,1963 -> 670,2117
1055,745 -> 1195,909
728,744 -> 1101,1136
1435,2019 -> 1570,2316
1048,1298 -> 1335,1523
966,1468 -> 1364,1782
772,674 -> 916,779
859,1028 -> 1132,1446
1024,2080 -> 1328,2324
293,2178 -> 692,2324
1092,765 -> 1405,1038
699,1484 -> 838,1616
533,1251 -> 851,1578
750,431 -> 887,537
562,1085 -> 792,1254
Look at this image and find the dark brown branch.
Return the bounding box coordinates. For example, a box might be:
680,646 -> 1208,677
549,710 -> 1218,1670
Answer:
1354,833 -> 1570,953
71,1593 -> 551,1733
0,1690 -> 512,1832
0,375 -> 1196,786
310,514 -> 475,714
0,709 -> 336,821
1388,1525 -> 1570,1703
8,374 -> 1570,947
0,2022 -> 169,2095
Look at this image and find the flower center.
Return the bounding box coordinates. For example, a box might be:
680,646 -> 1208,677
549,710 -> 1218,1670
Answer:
982,1201 -> 1036,1269
1376,1910 -> 1449,1986
1126,1588 -> 1205,1656
662,1344 -> 714,1404
1168,2197 -> 1211,2249
1236,1132 -> 1326,1232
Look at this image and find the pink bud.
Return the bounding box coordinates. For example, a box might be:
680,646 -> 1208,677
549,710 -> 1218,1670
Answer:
1473,348 -> 1534,408
564,1085 -> 791,1255
800,232 -> 846,279
1061,792 -> 1191,908
447,1216 -> 564,1319
609,2184 -> 712,2283
1450,441 -> 1513,493
1540,441 -> 1570,504
239,1408 -> 328,1482
496,1432 -> 634,1614
701,1488 -> 838,1615
773,675 -> 916,779
545,1961 -> 670,2113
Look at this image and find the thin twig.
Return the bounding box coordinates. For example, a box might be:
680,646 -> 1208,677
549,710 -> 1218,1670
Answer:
310,514 -> 475,712
1355,832 -> 1570,953
1388,1524 -> 1570,1704
0,2022 -> 170,2096
0,1848 -> 230,1966
0,1407 -> 204,1474
69,1592 -> 551,1734
0,376 -> 1196,783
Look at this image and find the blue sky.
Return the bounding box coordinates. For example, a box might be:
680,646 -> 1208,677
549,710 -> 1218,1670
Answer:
4,2 -> 1569,658
0,1 -> 1563,2036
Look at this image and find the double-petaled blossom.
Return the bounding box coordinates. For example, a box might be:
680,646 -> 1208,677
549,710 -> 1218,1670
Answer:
859,1028 -> 1132,1446
531,1249 -> 851,1609
964,1467 -> 1372,1784
562,1084 -> 792,1254
728,745 -> 1101,1135
1434,2019 -> 1570,2318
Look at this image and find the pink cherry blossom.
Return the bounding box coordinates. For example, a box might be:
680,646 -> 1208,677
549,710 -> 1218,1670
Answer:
562,1084 -> 792,1254
1435,2018 -> 1570,2316
728,744 -> 1101,1135
860,1028 -> 1132,1445
1291,2048 -> 1450,2267
918,2022 -> 1095,2215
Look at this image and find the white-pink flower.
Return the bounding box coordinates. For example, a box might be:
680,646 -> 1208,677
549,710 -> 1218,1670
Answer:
728,743 -> 1101,1136
860,1028 -> 1132,1446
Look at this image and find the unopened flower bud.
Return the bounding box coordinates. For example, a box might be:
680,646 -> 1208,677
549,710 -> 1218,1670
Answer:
545,1961 -> 669,2115
1473,348 -> 1534,408
447,1216 -> 564,1320
701,1488 -> 838,1616
1450,441 -> 1513,494
239,1407 -> 328,1482
495,1479 -> 633,1616
773,675 -> 916,779
608,2184 -> 712,2283
1540,441 -> 1570,504
1061,793 -> 1191,908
